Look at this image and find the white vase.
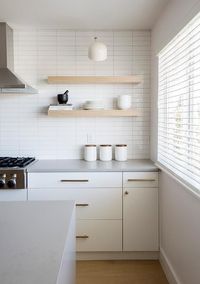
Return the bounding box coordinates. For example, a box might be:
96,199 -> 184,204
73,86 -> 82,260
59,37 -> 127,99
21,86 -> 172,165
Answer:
117,95 -> 131,110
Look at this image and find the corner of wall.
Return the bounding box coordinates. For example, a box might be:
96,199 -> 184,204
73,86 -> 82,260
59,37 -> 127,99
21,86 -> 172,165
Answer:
159,248 -> 181,284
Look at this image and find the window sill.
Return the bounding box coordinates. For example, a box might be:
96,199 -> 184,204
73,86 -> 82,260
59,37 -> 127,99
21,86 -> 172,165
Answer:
155,162 -> 200,202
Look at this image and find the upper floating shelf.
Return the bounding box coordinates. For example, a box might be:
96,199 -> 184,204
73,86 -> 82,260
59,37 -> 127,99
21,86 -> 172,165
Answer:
48,75 -> 142,84
48,109 -> 139,117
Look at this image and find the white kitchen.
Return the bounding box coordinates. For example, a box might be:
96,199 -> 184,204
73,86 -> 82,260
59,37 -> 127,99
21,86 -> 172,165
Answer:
0,0 -> 200,283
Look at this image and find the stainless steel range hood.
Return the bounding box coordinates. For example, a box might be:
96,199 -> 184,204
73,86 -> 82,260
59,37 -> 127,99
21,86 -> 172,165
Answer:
0,23 -> 37,94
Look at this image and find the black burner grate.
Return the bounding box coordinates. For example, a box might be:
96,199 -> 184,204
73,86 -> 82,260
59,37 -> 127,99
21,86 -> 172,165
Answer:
0,157 -> 35,168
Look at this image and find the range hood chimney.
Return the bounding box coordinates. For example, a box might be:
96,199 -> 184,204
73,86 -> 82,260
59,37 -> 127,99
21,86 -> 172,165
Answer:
0,23 -> 37,94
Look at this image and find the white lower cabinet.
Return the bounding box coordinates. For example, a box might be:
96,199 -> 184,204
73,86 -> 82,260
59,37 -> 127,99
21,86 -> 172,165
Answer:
28,172 -> 123,252
28,171 -> 158,253
123,187 -> 158,251
29,188 -> 122,252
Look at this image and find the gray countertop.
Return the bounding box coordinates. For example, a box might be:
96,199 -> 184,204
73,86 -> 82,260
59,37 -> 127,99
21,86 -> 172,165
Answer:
0,201 -> 75,284
27,159 -> 158,172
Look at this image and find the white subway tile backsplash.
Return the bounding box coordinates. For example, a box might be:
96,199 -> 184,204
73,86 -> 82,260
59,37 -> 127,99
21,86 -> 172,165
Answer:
0,29 -> 151,159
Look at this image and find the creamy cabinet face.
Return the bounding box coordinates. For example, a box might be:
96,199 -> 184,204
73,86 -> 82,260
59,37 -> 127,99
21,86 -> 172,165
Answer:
123,172 -> 159,252
28,172 -> 122,188
123,172 -> 158,188
28,187 -> 122,220
123,187 -> 159,251
76,220 -> 122,252
28,172 -> 123,252
0,189 -> 27,201
28,171 -> 158,254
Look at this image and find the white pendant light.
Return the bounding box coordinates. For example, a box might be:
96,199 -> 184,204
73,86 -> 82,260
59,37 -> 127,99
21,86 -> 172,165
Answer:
88,37 -> 107,61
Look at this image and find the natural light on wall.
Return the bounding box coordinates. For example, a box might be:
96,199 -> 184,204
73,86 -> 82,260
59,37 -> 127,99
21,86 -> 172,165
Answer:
158,12 -> 200,193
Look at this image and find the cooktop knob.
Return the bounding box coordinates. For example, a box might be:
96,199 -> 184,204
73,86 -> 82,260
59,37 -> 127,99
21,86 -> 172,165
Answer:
7,174 -> 17,189
7,179 -> 16,188
0,179 -> 5,188
0,174 -> 6,189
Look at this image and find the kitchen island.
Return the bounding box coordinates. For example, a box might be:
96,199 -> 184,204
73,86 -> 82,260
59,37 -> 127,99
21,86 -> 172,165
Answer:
0,201 -> 75,284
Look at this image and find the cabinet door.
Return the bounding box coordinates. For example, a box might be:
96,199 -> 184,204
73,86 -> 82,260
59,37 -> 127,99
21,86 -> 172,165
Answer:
123,187 -> 158,251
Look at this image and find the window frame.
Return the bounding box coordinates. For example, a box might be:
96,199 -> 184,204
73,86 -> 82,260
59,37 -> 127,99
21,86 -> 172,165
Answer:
157,12 -> 200,194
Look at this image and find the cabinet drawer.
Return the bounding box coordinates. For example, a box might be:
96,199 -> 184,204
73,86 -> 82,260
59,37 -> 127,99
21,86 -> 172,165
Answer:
28,188 -> 122,219
28,172 -> 122,188
76,220 -> 122,252
123,172 -> 158,188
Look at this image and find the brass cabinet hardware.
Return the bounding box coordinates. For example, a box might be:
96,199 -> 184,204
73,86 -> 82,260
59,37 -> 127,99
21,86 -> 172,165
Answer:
124,191 -> 129,195
76,235 -> 89,239
76,203 -> 89,207
128,179 -> 155,182
60,179 -> 89,182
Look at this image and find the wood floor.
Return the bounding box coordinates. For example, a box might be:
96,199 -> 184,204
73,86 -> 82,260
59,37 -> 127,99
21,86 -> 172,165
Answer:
76,260 -> 169,284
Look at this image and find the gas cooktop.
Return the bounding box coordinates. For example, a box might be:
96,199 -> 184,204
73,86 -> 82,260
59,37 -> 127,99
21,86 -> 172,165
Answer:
0,157 -> 35,168
0,157 -> 36,189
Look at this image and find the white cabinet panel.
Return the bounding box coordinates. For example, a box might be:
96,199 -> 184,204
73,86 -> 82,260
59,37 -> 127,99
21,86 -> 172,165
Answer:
123,187 -> 158,251
57,206 -> 76,284
27,170 -> 159,254
28,172 -> 122,188
0,190 -> 27,201
76,220 -> 122,252
28,187 -> 122,219
123,172 -> 158,188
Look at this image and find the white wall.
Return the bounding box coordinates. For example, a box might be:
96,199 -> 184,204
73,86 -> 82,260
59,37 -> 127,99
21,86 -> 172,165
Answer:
0,29 -> 151,159
159,172 -> 200,284
151,1 -> 200,284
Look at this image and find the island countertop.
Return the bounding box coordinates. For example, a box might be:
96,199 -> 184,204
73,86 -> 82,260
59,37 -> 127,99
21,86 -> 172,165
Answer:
0,201 -> 75,284
27,159 -> 158,173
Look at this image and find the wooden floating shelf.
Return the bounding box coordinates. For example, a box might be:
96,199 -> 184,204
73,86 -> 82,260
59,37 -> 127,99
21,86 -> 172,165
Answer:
48,75 -> 141,84
48,109 -> 139,117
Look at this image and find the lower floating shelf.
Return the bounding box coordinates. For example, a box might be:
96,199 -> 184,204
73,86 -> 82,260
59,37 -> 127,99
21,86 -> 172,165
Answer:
48,109 -> 139,117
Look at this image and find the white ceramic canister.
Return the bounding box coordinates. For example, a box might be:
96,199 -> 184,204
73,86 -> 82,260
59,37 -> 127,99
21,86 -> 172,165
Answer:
117,95 -> 132,110
84,145 -> 97,161
115,144 -> 128,161
99,145 -> 112,161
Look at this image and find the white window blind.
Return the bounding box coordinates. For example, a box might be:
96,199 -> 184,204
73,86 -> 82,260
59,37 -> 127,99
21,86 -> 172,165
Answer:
158,12 -> 200,192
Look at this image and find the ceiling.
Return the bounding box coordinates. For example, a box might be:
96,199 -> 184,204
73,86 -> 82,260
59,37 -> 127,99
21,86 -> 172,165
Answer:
0,0 -> 169,29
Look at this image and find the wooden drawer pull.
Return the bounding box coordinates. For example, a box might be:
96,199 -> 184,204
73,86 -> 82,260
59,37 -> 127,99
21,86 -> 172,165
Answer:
76,203 -> 89,207
128,179 -> 156,182
76,235 -> 89,239
60,179 -> 89,182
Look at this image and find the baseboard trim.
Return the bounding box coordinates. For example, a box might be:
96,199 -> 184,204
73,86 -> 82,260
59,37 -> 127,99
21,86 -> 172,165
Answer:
159,247 -> 181,284
77,251 -> 159,260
